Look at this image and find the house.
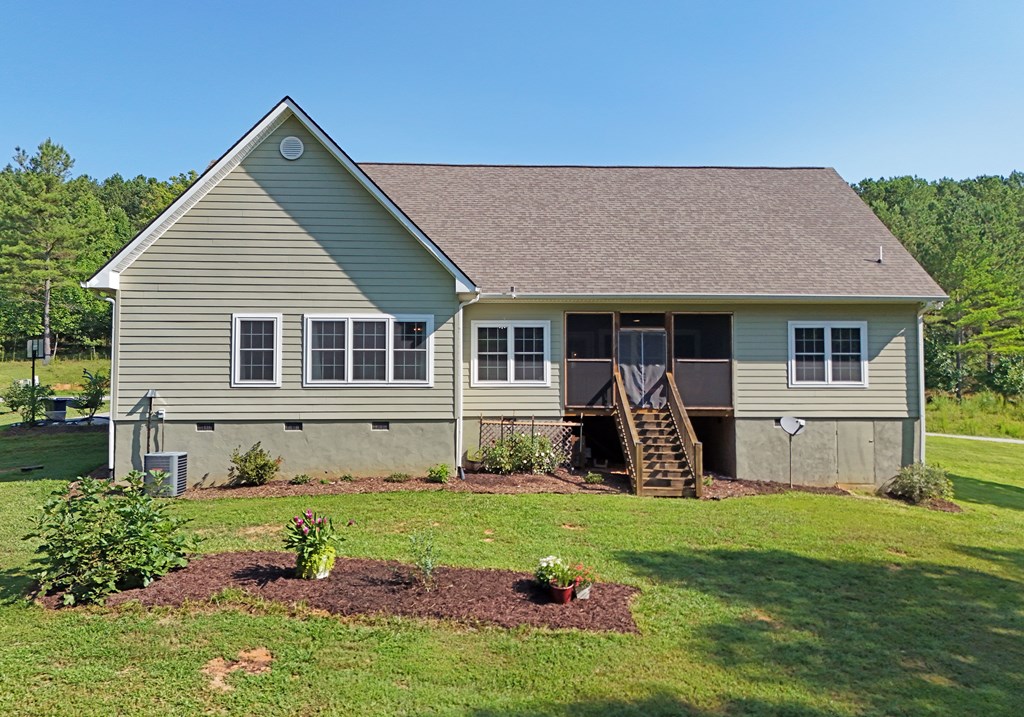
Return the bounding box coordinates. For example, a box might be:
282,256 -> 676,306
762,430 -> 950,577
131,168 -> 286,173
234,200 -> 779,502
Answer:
86,97 -> 947,496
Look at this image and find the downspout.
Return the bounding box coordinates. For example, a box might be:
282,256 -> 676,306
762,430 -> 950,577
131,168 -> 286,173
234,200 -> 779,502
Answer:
104,296 -> 117,479
454,290 -> 482,475
917,301 -> 941,464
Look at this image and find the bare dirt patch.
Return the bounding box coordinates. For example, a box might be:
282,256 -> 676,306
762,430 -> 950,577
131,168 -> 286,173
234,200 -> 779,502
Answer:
202,647 -> 273,692
702,477 -> 849,500
921,498 -> 963,513
183,468 -> 631,500
96,551 -> 639,633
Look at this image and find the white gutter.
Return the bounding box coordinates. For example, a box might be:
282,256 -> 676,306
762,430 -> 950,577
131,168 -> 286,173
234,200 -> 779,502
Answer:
454,290 -> 482,472
103,296 -> 117,478
477,292 -> 949,304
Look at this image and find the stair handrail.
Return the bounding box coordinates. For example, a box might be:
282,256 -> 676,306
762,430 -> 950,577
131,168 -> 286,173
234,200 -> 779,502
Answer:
612,368 -> 644,495
665,371 -> 704,497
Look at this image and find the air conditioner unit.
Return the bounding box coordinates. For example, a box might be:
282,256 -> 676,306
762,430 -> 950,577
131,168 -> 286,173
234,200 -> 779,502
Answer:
143,451 -> 188,497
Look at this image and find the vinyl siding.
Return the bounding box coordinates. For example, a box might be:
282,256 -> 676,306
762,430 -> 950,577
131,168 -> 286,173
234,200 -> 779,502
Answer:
115,116 -> 458,421
462,301 -> 919,420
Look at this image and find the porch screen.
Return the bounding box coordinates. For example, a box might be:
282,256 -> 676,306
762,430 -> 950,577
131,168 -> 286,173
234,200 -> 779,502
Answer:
565,313 -> 613,406
672,314 -> 732,407
619,329 -> 667,409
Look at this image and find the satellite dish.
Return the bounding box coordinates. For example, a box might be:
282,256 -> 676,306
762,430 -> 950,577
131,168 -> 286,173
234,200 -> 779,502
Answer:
779,416 -> 806,437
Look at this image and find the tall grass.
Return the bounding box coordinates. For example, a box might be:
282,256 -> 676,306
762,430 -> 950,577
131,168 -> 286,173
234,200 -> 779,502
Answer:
926,391 -> 1024,439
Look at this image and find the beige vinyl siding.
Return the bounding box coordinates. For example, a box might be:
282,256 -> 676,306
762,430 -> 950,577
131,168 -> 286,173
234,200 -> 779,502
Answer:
462,301 -> 919,420
115,116 -> 457,421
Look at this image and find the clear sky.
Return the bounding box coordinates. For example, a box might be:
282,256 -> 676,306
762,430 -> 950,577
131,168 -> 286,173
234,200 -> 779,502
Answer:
2,1 -> 1022,183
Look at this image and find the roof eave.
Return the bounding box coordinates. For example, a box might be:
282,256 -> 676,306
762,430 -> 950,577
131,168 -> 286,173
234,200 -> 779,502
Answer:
476,292 -> 949,304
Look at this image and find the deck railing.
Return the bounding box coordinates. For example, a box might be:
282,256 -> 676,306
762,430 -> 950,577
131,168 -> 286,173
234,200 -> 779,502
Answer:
612,368 -> 643,495
665,370 -> 704,497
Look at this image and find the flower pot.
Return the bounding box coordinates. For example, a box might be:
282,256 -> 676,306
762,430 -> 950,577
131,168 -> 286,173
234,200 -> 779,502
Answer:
297,548 -> 335,580
550,584 -> 574,604
575,584 -> 592,600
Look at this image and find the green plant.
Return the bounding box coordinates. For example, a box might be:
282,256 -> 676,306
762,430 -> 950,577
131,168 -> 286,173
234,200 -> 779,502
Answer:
583,471 -> 604,484
480,433 -> 566,474
409,530 -> 438,588
535,555 -> 569,587
71,368 -> 109,423
703,474 -> 714,488
283,509 -> 343,579
289,474 -> 313,485
3,381 -> 55,425
339,473 -> 355,482
228,442 -> 281,486
426,464 -> 451,484
885,463 -> 954,504
385,472 -> 411,483
24,472 -> 198,605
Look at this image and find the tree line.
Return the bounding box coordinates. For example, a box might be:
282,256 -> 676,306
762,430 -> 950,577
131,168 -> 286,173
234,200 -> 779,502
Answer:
1,139 -> 1021,398
0,140 -> 195,360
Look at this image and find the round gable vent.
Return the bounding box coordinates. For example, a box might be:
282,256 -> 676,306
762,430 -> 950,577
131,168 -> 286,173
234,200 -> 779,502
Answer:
279,136 -> 304,160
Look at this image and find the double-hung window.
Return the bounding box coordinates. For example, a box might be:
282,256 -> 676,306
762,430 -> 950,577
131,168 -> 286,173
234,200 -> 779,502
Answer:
788,321 -> 868,387
304,314 -> 432,386
472,321 -> 550,386
231,314 -> 282,387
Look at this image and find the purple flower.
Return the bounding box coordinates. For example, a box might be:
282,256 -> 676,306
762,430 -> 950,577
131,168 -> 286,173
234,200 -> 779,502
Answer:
296,517 -> 304,526
305,509 -> 313,518
347,520 -> 355,526
316,517 -> 323,525
302,526 -> 309,535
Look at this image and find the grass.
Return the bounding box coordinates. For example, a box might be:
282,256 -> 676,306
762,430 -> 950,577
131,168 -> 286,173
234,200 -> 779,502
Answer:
927,391 -> 1024,439
0,426 -> 107,482
0,432 -> 1022,715
0,357 -> 109,391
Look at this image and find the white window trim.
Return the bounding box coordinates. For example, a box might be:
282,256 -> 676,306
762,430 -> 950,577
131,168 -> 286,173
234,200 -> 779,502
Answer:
787,321 -> 869,388
231,313 -> 283,388
471,320 -> 551,387
302,313 -> 434,388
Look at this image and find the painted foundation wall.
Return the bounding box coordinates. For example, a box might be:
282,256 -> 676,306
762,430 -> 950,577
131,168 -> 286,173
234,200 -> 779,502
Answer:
114,419 -> 455,486
734,417 -> 919,487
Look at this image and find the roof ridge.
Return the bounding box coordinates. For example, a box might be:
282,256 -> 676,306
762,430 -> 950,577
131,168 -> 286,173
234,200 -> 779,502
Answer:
358,162 -> 831,170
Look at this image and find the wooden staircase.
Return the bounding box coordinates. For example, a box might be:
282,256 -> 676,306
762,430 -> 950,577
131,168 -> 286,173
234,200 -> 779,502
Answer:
613,369 -> 704,498
633,408 -> 696,497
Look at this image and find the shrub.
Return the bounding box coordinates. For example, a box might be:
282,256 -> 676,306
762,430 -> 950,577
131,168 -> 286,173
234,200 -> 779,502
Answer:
885,463 -> 953,504
385,472 -> 411,483
25,472 -> 199,605
480,433 -> 566,474
284,509 -> 343,579
3,381 -> 55,425
289,474 -> 313,485
228,442 -> 281,486
583,471 -> 604,484
409,530 -> 438,588
72,369 -> 109,423
339,473 -> 355,482
426,464 -> 451,483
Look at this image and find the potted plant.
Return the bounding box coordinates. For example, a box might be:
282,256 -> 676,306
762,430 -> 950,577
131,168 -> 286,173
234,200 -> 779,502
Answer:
535,555 -> 576,604
284,509 -> 342,579
573,564 -> 598,600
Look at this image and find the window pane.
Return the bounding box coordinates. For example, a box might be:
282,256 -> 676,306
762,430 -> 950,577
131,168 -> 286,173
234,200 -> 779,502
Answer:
514,326 -> 545,381
310,320 -> 346,381
793,327 -> 825,383
352,320 -> 387,381
477,326 -> 508,382
831,327 -> 863,382
239,320 -> 275,382
566,313 -> 612,359
393,321 -> 428,381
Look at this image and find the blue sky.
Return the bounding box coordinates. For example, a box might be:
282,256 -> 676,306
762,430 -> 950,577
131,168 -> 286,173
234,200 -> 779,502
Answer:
2,1 -> 1022,183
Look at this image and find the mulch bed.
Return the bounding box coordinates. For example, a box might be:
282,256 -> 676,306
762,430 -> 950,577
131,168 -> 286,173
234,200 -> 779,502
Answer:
183,468 -> 632,499
702,477 -> 849,500
85,551 -> 639,633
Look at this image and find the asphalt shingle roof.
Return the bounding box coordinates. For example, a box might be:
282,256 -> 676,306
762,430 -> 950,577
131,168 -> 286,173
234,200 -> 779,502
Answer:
359,163 -> 946,299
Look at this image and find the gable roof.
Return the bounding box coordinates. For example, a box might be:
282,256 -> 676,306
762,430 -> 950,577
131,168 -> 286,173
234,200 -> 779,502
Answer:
86,98 -> 477,293
360,163 -> 947,301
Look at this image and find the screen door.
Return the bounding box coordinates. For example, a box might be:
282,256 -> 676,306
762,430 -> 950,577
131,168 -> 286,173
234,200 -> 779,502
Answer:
618,329 -> 667,408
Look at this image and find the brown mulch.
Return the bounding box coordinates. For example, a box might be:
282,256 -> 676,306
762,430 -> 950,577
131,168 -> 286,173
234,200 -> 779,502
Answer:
702,477 -> 849,500
183,468 -> 631,499
922,498 -> 963,513
85,551 -> 638,633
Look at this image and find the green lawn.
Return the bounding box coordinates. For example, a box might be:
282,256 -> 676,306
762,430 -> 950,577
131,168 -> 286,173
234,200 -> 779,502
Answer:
0,357 -> 109,391
0,434 -> 1022,716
